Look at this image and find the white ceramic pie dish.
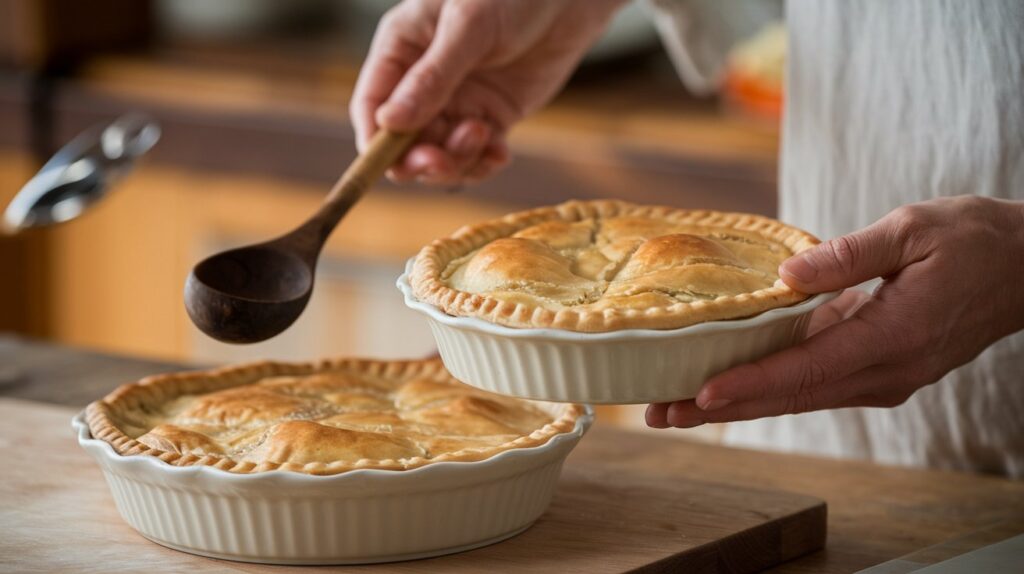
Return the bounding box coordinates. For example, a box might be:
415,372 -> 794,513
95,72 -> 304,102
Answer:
73,402 -> 592,565
398,259 -> 839,404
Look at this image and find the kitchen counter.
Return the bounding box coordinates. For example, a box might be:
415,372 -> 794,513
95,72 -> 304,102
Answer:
2,334 -> 1022,573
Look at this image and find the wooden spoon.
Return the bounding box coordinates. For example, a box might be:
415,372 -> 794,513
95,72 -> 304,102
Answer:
185,130 -> 416,344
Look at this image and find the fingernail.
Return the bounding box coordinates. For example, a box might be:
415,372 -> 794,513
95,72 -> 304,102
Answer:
416,169 -> 448,186
781,253 -> 818,283
452,127 -> 485,157
700,399 -> 731,411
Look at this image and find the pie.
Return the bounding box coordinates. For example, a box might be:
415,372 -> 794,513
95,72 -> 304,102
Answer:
411,200 -> 820,332
86,358 -> 582,475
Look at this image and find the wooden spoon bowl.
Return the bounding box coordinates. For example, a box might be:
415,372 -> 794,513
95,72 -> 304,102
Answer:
185,244 -> 313,344
184,130 -> 415,344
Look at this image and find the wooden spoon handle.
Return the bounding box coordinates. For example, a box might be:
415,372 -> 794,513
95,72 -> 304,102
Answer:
308,129 -> 417,243
325,129 -> 417,205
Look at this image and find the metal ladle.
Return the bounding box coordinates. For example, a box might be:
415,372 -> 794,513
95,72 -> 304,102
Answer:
2,114 -> 161,234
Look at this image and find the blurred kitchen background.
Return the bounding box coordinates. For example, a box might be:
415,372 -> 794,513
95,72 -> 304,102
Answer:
0,0 -> 783,430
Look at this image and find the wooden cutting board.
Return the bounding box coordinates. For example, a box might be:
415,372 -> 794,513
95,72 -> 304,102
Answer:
0,398 -> 826,573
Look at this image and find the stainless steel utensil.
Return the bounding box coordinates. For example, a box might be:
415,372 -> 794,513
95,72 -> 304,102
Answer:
2,114 -> 161,234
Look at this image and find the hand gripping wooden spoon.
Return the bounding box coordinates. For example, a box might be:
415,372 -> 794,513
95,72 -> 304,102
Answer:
185,130 -> 416,343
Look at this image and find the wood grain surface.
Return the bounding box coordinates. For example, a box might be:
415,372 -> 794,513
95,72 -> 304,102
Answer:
2,340 -> 1024,573
1,398 -> 824,574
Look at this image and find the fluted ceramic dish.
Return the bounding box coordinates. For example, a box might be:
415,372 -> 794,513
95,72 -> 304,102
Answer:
73,402 -> 592,565
398,259 -> 838,404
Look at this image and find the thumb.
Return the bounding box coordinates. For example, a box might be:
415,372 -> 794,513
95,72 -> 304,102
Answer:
779,213 -> 925,293
377,4 -> 490,132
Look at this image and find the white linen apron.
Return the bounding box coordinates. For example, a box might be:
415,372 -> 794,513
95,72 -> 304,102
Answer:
647,0 -> 1024,476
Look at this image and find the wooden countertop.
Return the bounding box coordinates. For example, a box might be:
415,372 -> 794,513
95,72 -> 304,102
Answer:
5,397 -> 830,573
2,335 -> 1023,573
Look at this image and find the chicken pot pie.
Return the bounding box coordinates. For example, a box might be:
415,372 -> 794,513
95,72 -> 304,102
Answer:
411,200 -> 820,332
87,358 -> 582,475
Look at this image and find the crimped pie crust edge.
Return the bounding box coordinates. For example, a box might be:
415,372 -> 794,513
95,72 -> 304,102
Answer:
86,358 -> 584,476
411,199 -> 821,332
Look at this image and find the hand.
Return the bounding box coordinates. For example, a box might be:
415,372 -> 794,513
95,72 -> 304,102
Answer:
350,0 -> 623,185
647,196 -> 1024,429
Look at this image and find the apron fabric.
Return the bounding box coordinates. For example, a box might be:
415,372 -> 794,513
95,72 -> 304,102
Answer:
647,0 -> 1024,476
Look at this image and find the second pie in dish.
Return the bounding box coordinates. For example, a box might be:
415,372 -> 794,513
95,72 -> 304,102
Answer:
87,358 -> 583,475
411,200 -> 820,332
78,358 -> 590,563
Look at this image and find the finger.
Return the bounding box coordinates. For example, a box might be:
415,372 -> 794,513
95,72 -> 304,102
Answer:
351,55 -> 407,152
463,159 -> 502,184
442,119 -> 497,183
665,400 -> 704,428
385,167 -> 414,183
463,138 -> 511,182
779,208 -> 931,294
388,143 -> 458,183
397,119 -> 498,185
834,390 -> 912,409
695,301 -> 891,409
377,2 -> 491,132
645,403 -> 672,429
482,137 -> 510,166
672,365 -> 904,426
351,6 -> 424,151
385,107 -> 453,182
445,119 -> 491,165
420,115 -> 453,145
807,289 -> 871,336
387,115 -> 460,183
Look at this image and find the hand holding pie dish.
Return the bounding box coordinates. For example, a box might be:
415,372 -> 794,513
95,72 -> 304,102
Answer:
402,200 -> 838,404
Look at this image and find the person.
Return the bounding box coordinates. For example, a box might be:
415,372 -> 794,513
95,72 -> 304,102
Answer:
351,0 -> 1024,477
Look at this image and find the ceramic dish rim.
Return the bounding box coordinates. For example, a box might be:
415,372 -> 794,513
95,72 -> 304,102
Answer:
397,258 -> 839,341
72,403 -> 594,485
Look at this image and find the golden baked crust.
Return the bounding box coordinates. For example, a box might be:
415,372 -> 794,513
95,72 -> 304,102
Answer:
86,358 -> 583,475
412,200 -> 820,332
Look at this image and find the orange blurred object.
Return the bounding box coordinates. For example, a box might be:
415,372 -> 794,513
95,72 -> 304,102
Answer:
721,22 -> 785,125
723,66 -> 783,121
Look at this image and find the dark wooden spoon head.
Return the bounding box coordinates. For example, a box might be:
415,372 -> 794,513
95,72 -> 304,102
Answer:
184,130 -> 415,344
184,243 -> 314,344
